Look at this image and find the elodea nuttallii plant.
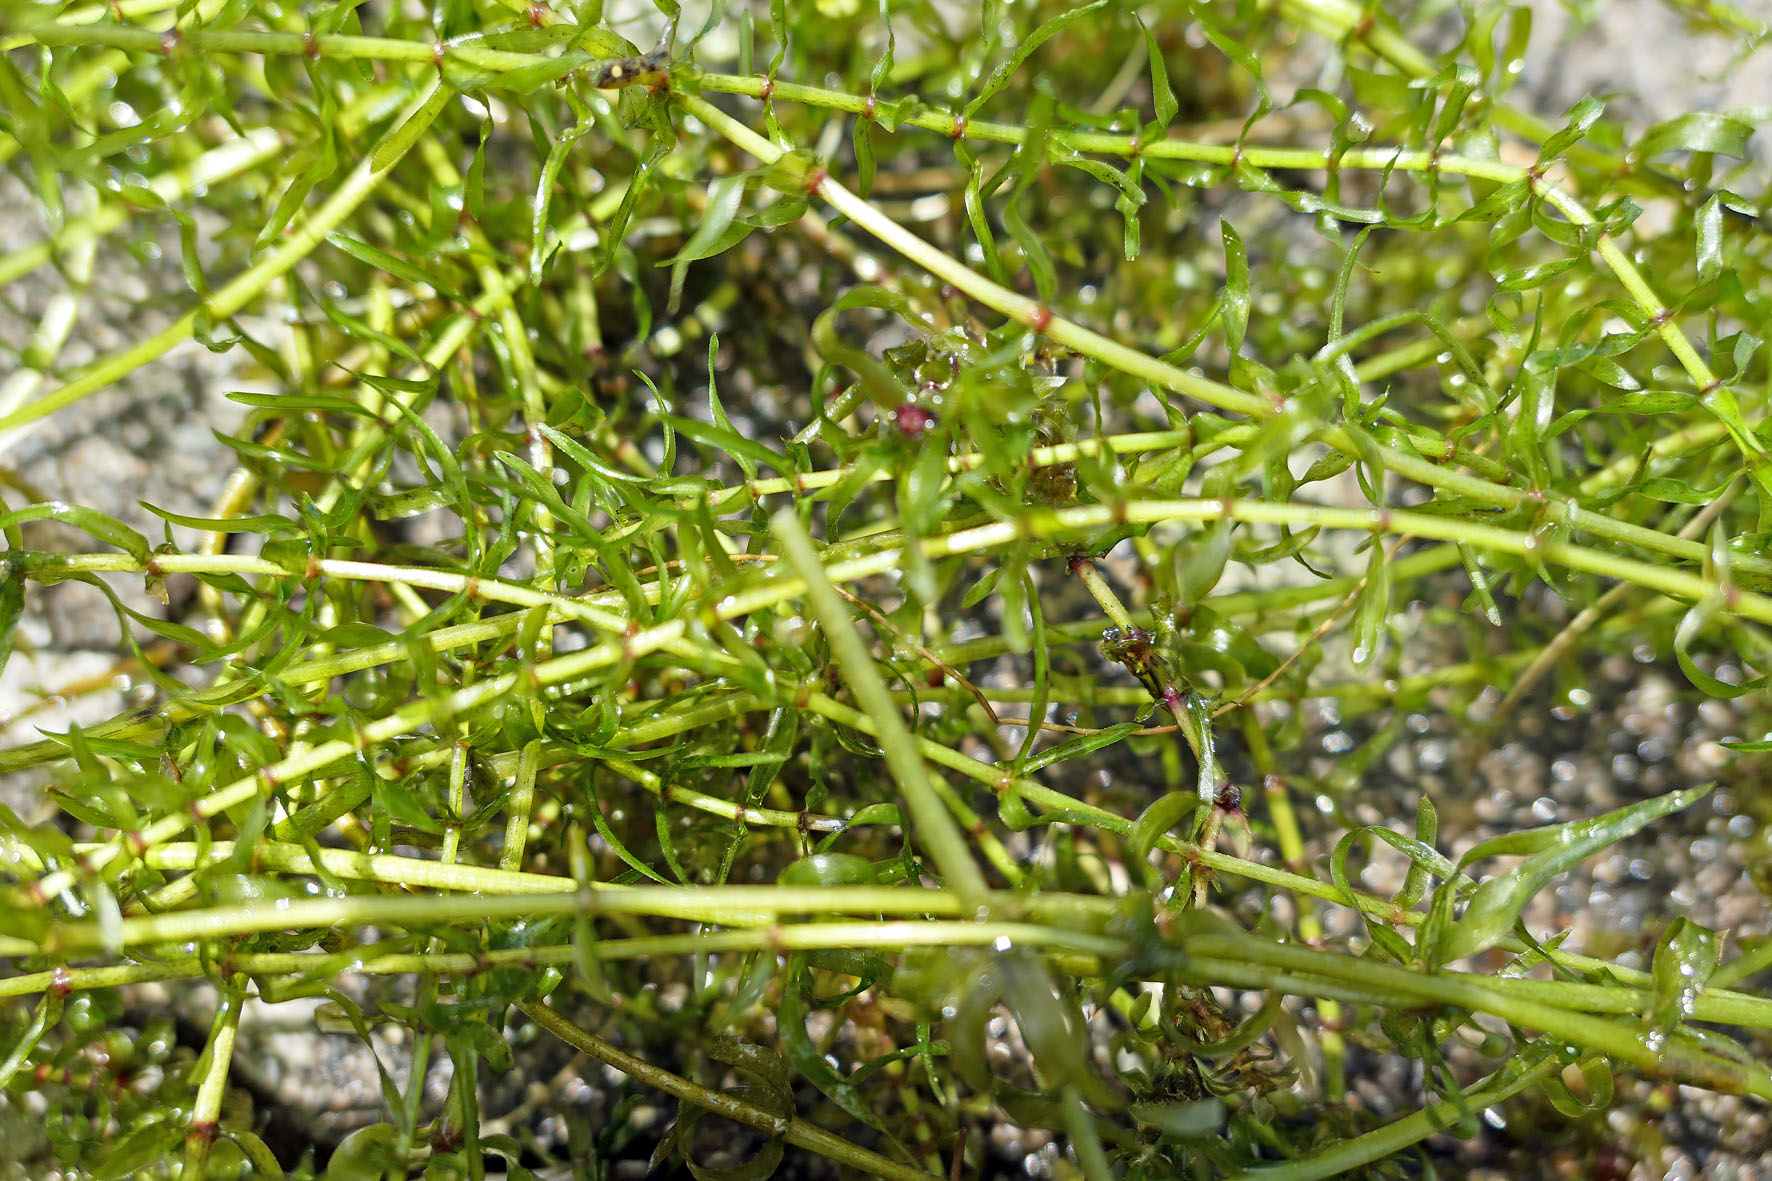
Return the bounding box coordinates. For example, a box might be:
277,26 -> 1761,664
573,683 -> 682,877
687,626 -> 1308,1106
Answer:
1,0 -> 1771,1176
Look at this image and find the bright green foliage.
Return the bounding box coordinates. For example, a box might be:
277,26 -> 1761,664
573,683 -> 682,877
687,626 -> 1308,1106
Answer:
0,0 -> 1770,1177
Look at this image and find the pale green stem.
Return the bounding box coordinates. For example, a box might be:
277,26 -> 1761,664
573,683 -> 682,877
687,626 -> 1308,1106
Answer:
772,508 -> 991,906
33,885 -> 1096,954
673,93 -> 1770,582
1223,1049 -> 1563,1181
0,129 -> 286,290
10,22 -> 539,69
697,67 -> 1728,408
179,992 -> 242,1181
518,1000 -> 942,1181
1181,929 -> 1772,1099
0,76 -> 451,437
500,740 -> 542,873
18,887 -> 1772,1032
19,489 -> 1768,902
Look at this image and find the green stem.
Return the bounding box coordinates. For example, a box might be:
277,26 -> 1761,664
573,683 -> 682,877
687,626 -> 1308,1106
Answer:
21,490 -> 1764,903
517,1000 -> 942,1181
0,501 -> 1425,779
11,21 -> 538,70
0,75 -> 450,436
772,508 -> 991,906
673,93 -> 1769,582
0,126 -> 286,289
179,991 -> 242,1181
697,68 -> 1727,407
1225,1046 -> 1563,1181
18,883 -> 1772,1033
1182,931 -> 1772,1099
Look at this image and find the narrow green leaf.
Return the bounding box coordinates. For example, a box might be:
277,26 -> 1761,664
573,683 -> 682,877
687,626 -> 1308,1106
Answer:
0,503 -> 150,561
325,231 -> 455,295
488,50 -> 592,94
1443,784 -> 1713,961
1025,722 -> 1142,776
1130,789 -> 1197,861
1696,193 -> 1726,283
1351,541 -> 1390,668
668,173 -> 747,313
0,565 -> 25,682
1539,96 -> 1604,161
1137,15 -> 1177,128
373,77 -> 450,171
1637,111 -> 1754,159
1648,917 -> 1722,1031
1220,220 -> 1249,357
964,1 -> 1108,119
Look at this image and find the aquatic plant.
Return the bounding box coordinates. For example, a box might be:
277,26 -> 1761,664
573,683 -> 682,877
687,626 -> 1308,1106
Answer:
0,0 -> 1770,1175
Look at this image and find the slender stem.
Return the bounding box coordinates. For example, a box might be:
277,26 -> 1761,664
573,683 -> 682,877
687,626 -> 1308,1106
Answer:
10,22 -> 539,70
15,886 -> 1772,1033
1068,556 -> 1136,632
0,75 -> 452,436
180,992 -> 242,1181
1492,487 -> 1740,726
0,511 -> 1443,780
500,739 -> 542,873
0,126 -> 286,289
518,1001 -> 942,1181
696,69 -> 1733,412
674,93 -> 1770,583
1224,1047 -> 1563,1181
63,495 -> 1760,627
1182,929 -> 1772,1099
7,19 -> 1743,457
18,488 -> 1766,903
772,508 -> 991,906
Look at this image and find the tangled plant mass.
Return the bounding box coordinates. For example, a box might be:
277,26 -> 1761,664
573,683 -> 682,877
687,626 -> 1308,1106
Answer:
0,0 -> 1771,1177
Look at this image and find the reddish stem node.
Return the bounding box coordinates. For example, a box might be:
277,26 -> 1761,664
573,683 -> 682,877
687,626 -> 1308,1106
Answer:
891,404 -> 935,437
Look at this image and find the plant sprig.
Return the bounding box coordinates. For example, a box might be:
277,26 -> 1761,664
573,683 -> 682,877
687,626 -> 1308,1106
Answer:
1,1 -> 1768,1177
